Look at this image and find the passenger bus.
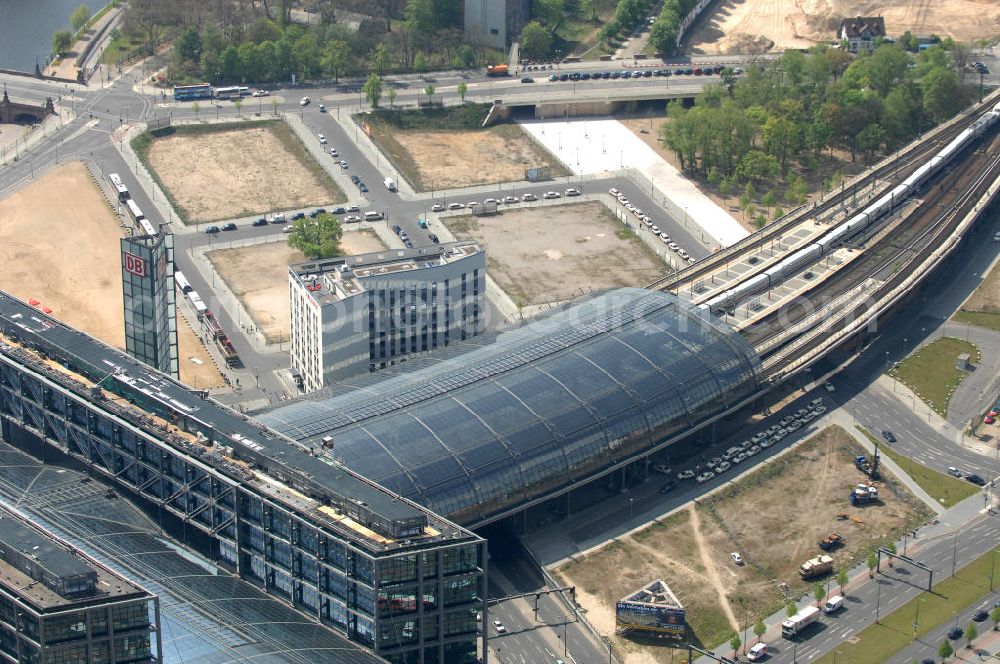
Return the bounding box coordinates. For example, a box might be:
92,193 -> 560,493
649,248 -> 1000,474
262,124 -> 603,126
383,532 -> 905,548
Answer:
214,86 -> 249,100
172,83 -> 213,101
107,172 -> 129,201
124,199 -> 145,224
174,271 -> 193,294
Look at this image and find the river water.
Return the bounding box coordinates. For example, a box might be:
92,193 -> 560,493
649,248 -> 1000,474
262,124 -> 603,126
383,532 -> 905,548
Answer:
0,0 -> 105,72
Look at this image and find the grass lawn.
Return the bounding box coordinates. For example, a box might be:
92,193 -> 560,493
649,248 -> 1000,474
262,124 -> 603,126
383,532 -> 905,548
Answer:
953,310 -> 1000,333
856,427 -> 980,509
811,545 -> 1000,664
888,337 -> 980,416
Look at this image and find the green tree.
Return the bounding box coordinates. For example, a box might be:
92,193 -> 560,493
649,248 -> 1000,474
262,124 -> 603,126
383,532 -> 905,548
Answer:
364,73 -> 383,108
922,66 -> 963,122
424,84 -> 435,105
990,605 -> 1000,630
786,602 -> 797,618
718,178 -> 732,202
287,213 -> 343,259
457,82 -> 468,102
868,44 -> 910,97
70,4 -> 91,33
753,618 -> 766,642
964,622 -> 977,648
813,582 -> 826,607
720,66 -> 737,95
836,569 -> 849,595
939,639 -> 953,660
370,43 -> 390,76
271,98 -> 279,116
52,30 -> 73,57
520,21 -> 553,59
729,634 -> 741,657
175,27 -> 202,64
192,101 -> 200,119
649,17 -> 679,55
404,0 -> 436,37
323,41 -> 351,82
220,45 -> 241,82
293,34 -> 321,79
234,98 -> 242,117
414,53 -> 428,72
387,87 -> 397,108
454,44 -> 478,69
275,38 -> 296,81
867,552 -> 878,578
772,206 -> 784,221
534,0 -> 565,26
857,123 -> 886,161
761,190 -> 777,214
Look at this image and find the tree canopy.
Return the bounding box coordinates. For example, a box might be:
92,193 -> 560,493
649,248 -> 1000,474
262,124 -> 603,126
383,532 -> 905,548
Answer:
660,43 -> 976,210
287,213 -> 343,259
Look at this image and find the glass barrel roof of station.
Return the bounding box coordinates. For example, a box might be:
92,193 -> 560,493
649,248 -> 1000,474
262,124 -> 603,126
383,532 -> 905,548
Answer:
257,288 -> 762,525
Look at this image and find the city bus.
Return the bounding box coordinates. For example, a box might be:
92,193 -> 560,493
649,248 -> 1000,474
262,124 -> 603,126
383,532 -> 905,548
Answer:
172,83 -> 213,101
107,172 -> 129,201
214,86 -> 249,100
174,271 -> 193,294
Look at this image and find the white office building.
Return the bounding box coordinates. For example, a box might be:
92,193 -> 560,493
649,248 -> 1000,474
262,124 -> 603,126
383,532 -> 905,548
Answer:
289,242 -> 486,392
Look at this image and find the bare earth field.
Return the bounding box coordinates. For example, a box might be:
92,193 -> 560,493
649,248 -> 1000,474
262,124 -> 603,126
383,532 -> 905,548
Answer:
383,124 -> 569,191
689,0 -> 1000,54
554,426 -> 930,659
0,162 -> 223,388
145,124 -> 341,223
207,231 -> 385,343
444,201 -> 666,309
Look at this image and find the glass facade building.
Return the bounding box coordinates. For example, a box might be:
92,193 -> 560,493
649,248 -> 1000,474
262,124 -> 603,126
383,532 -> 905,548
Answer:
0,292 -> 486,664
0,508 -> 160,664
120,233 -> 177,378
260,288 -> 762,525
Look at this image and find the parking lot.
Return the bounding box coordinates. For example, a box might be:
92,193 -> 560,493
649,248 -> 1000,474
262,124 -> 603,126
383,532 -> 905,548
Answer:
443,200 -> 666,311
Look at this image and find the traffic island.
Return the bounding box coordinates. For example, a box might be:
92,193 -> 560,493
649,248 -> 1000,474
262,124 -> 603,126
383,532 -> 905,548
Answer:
887,337 -> 980,417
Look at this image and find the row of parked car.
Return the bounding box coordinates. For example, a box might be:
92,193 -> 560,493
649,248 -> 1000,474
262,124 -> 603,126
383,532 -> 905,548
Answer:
653,398 -> 827,487
609,188 -> 696,264
431,188 -> 582,212
536,66 -> 732,84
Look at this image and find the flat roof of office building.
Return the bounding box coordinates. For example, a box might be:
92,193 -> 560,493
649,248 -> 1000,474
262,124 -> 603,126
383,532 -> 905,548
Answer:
0,508 -> 150,611
0,292 -> 475,554
290,242 -> 482,306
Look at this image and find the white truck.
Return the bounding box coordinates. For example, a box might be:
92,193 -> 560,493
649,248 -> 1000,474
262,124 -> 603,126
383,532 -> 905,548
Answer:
384,177 -> 397,192
781,605 -> 820,638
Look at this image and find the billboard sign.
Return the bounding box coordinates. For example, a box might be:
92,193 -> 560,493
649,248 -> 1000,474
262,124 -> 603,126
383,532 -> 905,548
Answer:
615,601 -> 685,636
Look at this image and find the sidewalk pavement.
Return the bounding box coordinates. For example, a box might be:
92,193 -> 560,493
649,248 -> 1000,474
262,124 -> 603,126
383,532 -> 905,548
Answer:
45,3 -> 124,79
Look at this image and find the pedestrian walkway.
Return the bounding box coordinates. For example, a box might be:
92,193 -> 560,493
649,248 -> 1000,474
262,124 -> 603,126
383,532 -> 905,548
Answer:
44,3 -> 124,80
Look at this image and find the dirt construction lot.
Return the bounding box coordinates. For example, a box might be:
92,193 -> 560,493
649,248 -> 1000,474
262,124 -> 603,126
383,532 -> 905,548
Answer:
444,201 -> 666,309
144,123 -> 342,223
689,0 -> 1000,54
206,230 -> 386,344
0,162 -> 223,388
554,426 -> 931,659
380,124 -> 569,191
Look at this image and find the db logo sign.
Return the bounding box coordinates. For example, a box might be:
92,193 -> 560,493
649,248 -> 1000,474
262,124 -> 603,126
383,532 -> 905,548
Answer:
124,252 -> 147,277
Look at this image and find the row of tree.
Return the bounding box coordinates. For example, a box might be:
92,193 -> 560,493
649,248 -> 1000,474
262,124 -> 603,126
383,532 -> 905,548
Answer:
660,42 -> 978,223
121,0 -> 500,85
598,0 -> 654,49
648,0 -> 699,56
51,3 -> 93,58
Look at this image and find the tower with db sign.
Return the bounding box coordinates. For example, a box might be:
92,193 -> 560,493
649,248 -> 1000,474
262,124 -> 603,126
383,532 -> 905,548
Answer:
121,228 -> 178,377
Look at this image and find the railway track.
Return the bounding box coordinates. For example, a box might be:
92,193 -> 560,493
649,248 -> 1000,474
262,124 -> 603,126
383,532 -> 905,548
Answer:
650,92 -> 1000,295
755,134 -> 1000,377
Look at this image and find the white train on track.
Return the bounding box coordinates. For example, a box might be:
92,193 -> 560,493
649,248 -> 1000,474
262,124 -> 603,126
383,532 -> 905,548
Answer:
703,100 -> 1000,314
